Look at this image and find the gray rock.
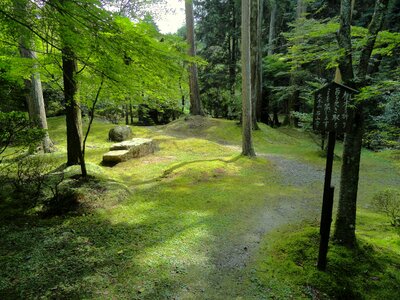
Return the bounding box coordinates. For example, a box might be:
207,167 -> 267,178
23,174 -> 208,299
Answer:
102,138 -> 156,164
108,126 -> 132,142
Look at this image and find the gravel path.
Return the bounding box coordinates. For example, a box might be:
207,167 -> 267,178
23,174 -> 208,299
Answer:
193,154 -> 328,298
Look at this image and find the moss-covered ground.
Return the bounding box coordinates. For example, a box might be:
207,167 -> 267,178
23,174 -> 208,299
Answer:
0,116 -> 399,299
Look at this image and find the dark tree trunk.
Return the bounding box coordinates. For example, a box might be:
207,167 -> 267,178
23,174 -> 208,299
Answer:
333,0 -> 389,247
62,46 -> 86,176
125,103 -> 129,125
229,0 -> 238,97
267,0 -> 277,56
273,105 -> 280,127
241,0 -> 256,157
334,108 -> 364,246
129,100 -> 134,124
250,0 -> 260,130
185,0 -> 203,115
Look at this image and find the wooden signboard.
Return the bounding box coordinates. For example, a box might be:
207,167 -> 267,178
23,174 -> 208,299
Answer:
313,82 -> 357,134
312,81 -> 358,271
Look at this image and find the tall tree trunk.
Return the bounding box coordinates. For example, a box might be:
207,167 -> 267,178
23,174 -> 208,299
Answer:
15,0 -> 53,153
241,0 -> 256,157
62,46 -> 86,176
256,0 -> 264,123
125,103 -> 129,125
267,0 -> 277,56
229,0 -> 237,97
185,0 -> 203,116
250,0 -> 260,130
333,0 -> 389,247
129,100 -> 134,125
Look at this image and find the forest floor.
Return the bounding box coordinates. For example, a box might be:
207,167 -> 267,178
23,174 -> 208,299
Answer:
0,116 -> 399,299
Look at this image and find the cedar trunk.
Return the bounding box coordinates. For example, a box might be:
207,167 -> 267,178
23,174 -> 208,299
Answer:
241,0 -> 256,157
267,1 -> 277,56
333,0 -> 389,247
250,0 -> 260,130
228,0 -> 238,97
185,0 -> 203,115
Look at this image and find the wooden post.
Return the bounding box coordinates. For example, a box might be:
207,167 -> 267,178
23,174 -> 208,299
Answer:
317,131 -> 336,270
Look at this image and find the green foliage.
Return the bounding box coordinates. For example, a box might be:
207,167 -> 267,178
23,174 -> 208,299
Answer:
372,188 -> 400,227
0,154 -> 58,208
0,111 -> 45,158
290,111 -> 313,130
195,0 -> 240,118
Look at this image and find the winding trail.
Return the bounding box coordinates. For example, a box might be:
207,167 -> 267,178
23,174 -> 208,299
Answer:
176,152 -> 332,299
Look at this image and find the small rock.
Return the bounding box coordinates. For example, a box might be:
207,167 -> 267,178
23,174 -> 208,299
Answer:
108,126 -> 132,142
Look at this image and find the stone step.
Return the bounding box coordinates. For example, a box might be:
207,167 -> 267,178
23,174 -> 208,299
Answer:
102,150 -> 131,163
102,138 -> 156,165
110,138 -> 153,151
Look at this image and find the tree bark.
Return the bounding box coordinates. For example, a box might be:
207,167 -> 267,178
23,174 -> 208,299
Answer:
241,0 -> 256,157
357,0 -> 389,79
185,0 -> 203,116
267,0 -> 277,56
334,108 -> 364,246
15,0 -> 53,153
256,0 -> 264,123
250,0 -> 260,130
229,0 -> 238,97
62,46 -> 86,176
333,0 -> 389,247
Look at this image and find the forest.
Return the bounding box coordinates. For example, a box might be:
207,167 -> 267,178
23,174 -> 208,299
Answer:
0,0 -> 399,299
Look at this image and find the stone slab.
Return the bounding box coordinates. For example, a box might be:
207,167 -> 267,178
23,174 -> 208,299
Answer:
102,150 -> 131,163
102,138 -> 156,165
110,138 -> 154,151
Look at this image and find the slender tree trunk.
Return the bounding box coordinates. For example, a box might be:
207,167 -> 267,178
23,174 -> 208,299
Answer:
333,0 -> 389,247
185,0 -> 203,115
241,0 -> 256,157
229,0 -> 237,97
250,0 -> 260,130
15,0 -> 52,153
125,103 -> 129,125
267,0 -> 277,56
129,100 -> 134,124
256,0 -> 264,123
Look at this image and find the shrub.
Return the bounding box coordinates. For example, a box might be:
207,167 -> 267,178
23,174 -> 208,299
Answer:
0,111 -> 45,160
372,189 -> 400,227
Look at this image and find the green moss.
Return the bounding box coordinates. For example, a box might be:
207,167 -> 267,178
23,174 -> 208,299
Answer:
254,215 -> 400,299
1,116 -> 399,299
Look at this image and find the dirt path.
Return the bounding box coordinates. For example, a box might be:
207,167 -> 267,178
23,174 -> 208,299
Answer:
176,153 -> 329,299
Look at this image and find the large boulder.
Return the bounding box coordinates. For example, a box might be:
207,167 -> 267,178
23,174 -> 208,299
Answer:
102,138 -> 156,164
108,126 -> 132,142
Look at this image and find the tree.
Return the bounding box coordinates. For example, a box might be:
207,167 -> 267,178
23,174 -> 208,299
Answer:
333,0 -> 390,247
267,0 -> 277,56
250,0 -> 262,130
241,0 -> 256,157
185,0 -> 203,115
13,0 -> 53,153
